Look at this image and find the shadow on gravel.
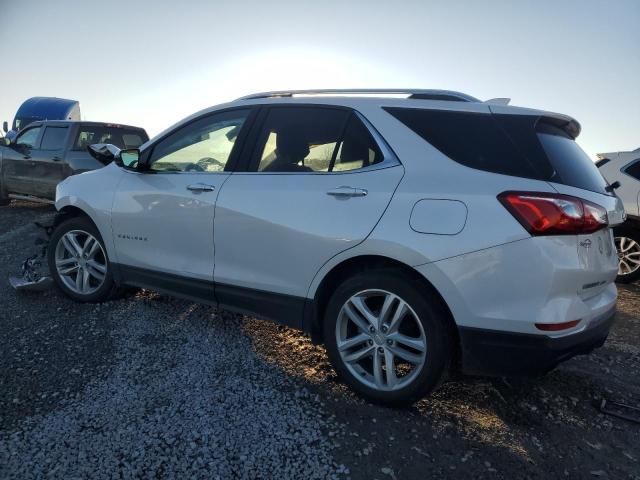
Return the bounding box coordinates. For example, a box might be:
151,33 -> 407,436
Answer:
243,296 -> 640,480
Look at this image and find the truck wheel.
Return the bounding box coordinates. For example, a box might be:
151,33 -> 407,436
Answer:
614,228 -> 640,284
323,270 -> 453,406
48,216 -> 122,302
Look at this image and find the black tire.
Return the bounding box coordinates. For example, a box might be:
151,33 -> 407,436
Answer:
47,216 -> 122,302
614,227 -> 640,284
323,269 -> 453,407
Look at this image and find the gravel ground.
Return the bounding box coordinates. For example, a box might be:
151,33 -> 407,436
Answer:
0,200 -> 639,479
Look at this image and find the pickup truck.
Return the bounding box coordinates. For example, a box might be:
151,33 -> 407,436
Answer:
0,120 -> 148,204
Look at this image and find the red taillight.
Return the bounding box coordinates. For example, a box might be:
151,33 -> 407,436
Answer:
535,320 -> 581,331
498,191 -> 608,236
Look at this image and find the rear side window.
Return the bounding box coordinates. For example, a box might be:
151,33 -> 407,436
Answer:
73,126 -> 148,151
40,126 -> 68,150
536,124 -> 609,194
386,107 -> 611,194
623,159 -> 640,180
253,107 -> 383,173
384,108 -> 541,179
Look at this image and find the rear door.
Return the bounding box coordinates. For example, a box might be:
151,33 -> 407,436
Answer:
28,125 -> 69,198
213,105 -> 404,309
2,125 -> 43,196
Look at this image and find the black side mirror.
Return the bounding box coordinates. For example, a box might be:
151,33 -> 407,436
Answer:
2,121 -> 7,133
87,143 -> 122,166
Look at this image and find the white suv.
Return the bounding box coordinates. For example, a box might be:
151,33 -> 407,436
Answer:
597,148 -> 640,282
49,89 -> 624,406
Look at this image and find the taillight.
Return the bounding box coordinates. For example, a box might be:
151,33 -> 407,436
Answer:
498,191 -> 608,236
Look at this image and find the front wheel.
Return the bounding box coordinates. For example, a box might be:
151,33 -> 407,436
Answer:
323,270 -> 453,406
48,216 -> 121,302
615,228 -> 640,284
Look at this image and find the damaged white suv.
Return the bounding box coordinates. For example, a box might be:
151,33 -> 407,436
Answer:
49,89 -> 624,405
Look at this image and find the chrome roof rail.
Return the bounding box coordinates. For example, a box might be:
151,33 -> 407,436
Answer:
236,89 -> 480,102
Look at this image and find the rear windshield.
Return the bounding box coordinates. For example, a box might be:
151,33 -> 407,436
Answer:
384,107 -> 610,195
73,126 -> 148,151
536,124 -> 609,194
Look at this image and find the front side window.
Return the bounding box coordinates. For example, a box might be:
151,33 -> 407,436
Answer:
40,126 -> 69,150
149,110 -> 250,173
15,127 -> 42,149
254,107 -> 383,173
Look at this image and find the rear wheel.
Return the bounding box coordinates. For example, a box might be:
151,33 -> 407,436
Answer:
614,228 -> 640,283
48,216 -> 122,302
323,270 -> 453,406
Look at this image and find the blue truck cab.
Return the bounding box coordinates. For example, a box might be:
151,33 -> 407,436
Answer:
3,97 -> 81,141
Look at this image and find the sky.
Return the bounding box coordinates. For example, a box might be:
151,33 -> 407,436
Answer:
1,0 -> 638,159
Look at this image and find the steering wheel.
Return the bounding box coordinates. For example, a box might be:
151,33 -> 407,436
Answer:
183,163 -> 205,172
197,157 -> 225,169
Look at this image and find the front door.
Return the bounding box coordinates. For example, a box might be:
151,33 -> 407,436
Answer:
2,125 -> 43,196
213,106 -> 404,304
111,108 -> 253,290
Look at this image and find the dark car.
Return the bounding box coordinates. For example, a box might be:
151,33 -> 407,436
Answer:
0,120 -> 148,204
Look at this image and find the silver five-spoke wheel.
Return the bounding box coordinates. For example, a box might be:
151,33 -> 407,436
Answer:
54,230 -> 107,295
615,236 -> 640,277
336,289 -> 427,392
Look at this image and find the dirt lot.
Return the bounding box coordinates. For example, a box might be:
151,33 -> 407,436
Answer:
1,201 -> 639,479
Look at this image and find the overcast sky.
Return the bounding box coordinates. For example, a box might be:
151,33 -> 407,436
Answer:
1,0 -> 638,158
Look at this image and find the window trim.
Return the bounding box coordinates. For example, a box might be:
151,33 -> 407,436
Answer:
239,104 -> 400,175
140,107 -> 258,174
39,126 -> 70,151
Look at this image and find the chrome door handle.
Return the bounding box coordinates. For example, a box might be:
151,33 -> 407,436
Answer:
326,186 -> 368,197
187,183 -> 215,192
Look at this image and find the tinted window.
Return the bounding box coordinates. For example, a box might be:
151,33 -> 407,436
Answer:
73,126 -> 148,151
254,108 -> 382,173
624,159 -> 640,180
149,109 -> 250,173
40,127 -> 68,150
386,107 -> 611,194
16,127 -> 42,149
385,108 -> 541,179
536,124 -> 609,194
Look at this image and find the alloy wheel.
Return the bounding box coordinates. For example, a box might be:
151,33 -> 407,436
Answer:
335,289 -> 427,392
54,230 -> 107,295
615,236 -> 640,276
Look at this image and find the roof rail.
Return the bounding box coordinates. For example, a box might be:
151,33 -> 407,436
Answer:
236,89 -> 480,102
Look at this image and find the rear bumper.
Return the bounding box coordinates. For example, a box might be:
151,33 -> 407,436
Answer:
458,306 -> 615,376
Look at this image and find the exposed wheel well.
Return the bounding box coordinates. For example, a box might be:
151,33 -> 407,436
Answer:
309,255 -> 460,366
54,206 -> 94,228
615,217 -> 640,233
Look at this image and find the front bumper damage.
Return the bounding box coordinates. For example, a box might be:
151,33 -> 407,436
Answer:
8,221 -> 54,292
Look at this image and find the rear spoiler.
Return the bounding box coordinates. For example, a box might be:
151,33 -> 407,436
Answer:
537,114 -> 581,139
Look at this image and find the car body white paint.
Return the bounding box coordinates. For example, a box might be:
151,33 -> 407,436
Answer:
56,93 -> 623,345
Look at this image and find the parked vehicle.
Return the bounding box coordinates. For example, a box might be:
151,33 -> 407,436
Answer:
3,97 -> 81,141
47,89 -> 625,405
597,147 -> 640,282
0,121 -> 148,204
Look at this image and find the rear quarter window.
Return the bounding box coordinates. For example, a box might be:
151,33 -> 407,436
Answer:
623,159 -> 640,181
384,107 -> 542,179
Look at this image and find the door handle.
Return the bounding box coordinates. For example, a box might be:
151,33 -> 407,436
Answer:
52,156 -> 61,161
22,155 -> 31,160
326,186 -> 368,197
187,183 -> 215,192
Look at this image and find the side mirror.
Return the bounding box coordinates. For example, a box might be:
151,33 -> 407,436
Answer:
87,143 -> 122,166
2,121 -> 7,133
1,137 -> 10,147
119,149 -> 140,170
